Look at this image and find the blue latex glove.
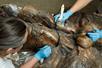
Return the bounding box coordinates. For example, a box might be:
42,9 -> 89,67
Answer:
87,29 -> 102,42
54,10 -> 73,24
34,45 -> 52,60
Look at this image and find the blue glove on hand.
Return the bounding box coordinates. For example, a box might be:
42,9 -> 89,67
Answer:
54,10 -> 73,23
34,45 -> 52,60
87,29 -> 102,42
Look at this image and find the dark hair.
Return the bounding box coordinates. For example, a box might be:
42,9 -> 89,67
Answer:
0,17 -> 27,48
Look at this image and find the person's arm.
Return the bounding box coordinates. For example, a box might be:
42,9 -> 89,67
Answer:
20,45 -> 51,68
54,0 -> 92,23
20,57 -> 38,68
70,0 -> 93,13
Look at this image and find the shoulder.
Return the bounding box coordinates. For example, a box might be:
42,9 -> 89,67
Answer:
0,58 -> 15,68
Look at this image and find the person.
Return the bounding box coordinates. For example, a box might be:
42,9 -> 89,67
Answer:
20,45 -> 51,68
54,0 -> 93,24
54,0 -> 102,42
0,17 -> 52,68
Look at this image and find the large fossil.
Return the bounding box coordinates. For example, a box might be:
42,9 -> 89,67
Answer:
1,4 -> 102,68
18,5 -> 102,68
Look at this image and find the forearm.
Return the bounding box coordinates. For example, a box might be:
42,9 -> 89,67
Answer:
70,0 -> 92,13
20,57 -> 39,68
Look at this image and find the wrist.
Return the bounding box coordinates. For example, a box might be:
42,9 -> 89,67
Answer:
66,10 -> 73,17
34,53 -> 42,60
99,30 -> 102,38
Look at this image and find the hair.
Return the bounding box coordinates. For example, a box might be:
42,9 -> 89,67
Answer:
0,17 -> 27,49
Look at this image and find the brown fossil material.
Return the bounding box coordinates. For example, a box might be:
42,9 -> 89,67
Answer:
76,33 -> 93,49
1,4 -> 102,68
17,5 -> 102,68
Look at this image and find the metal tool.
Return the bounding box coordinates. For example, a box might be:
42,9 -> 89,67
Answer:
57,4 -> 65,27
58,4 -> 65,22
40,59 -> 44,63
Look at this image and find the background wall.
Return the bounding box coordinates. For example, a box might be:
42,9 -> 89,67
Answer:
0,0 -> 75,13
0,0 -> 101,14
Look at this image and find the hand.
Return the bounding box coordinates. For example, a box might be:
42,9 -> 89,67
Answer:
87,32 -> 100,42
34,45 -> 52,60
54,10 -> 73,23
98,30 -> 102,38
87,29 -> 102,42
